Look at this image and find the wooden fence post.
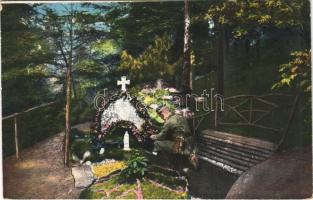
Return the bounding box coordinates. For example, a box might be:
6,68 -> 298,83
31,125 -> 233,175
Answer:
214,99 -> 218,129
2,102 -> 56,159
277,93 -> 301,150
14,117 -> 19,159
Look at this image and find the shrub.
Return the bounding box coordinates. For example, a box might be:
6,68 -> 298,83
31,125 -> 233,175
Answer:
120,151 -> 148,182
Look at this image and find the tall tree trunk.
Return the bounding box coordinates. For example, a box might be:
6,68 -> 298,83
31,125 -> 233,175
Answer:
256,32 -> 261,60
217,25 -> 225,95
64,12 -> 74,166
182,0 -> 191,93
64,62 -> 72,166
71,78 -> 76,99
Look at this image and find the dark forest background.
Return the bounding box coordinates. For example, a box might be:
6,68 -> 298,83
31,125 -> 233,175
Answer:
2,1 -> 311,157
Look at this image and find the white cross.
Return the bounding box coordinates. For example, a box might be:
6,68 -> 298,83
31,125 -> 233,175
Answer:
117,76 -> 130,91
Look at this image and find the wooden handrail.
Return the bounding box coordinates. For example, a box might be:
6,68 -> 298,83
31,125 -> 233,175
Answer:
2,101 -> 57,159
2,101 -> 56,120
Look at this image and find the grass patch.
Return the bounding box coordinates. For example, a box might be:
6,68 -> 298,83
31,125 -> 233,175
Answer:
80,175 -> 188,199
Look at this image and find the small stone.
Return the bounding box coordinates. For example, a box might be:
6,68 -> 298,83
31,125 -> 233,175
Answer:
72,154 -> 80,161
82,151 -> 91,162
99,148 -> 105,155
149,104 -> 159,110
182,168 -> 189,173
85,161 -> 92,166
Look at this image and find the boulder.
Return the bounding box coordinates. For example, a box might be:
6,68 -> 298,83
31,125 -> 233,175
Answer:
72,165 -> 95,188
226,147 -> 312,199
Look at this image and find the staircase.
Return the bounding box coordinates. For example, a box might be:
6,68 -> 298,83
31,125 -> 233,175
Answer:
197,129 -> 276,175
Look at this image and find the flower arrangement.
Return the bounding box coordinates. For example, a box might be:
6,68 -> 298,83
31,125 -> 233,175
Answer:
92,160 -> 126,178
94,91 -> 158,143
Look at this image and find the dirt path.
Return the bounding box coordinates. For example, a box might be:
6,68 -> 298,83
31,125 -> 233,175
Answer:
3,122 -> 91,199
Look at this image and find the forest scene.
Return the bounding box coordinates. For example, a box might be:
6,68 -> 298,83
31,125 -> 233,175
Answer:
2,0 -> 312,199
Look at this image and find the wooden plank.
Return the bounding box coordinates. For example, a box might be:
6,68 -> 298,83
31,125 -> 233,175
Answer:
200,134 -> 273,155
198,147 -> 256,168
197,151 -> 249,172
198,143 -> 262,164
198,139 -> 266,161
199,135 -> 271,157
201,129 -> 276,151
202,129 -> 276,151
198,155 -> 243,175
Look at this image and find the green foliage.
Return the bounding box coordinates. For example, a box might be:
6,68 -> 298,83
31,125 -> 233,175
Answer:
120,151 -> 148,181
206,0 -> 309,38
2,5 -> 55,115
135,88 -> 176,124
80,175 -> 187,199
2,2 -> 311,158
101,2 -> 183,54
120,35 -> 175,82
129,87 -> 166,124
147,109 -> 165,124
92,39 -> 121,56
272,50 -> 311,93
33,4 -> 113,124
71,139 -> 92,159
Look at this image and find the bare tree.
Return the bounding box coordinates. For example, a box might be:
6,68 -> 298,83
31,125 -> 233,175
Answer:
38,4 -> 104,166
182,0 -> 192,93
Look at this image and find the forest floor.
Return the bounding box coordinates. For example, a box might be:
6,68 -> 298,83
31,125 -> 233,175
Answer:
3,122 -> 91,199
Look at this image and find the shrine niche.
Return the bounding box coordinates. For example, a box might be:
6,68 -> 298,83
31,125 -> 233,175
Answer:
94,91 -> 158,143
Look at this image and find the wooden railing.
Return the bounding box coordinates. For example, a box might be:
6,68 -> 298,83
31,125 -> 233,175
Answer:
191,93 -> 298,150
215,93 -> 298,149
2,102 -> 56,159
